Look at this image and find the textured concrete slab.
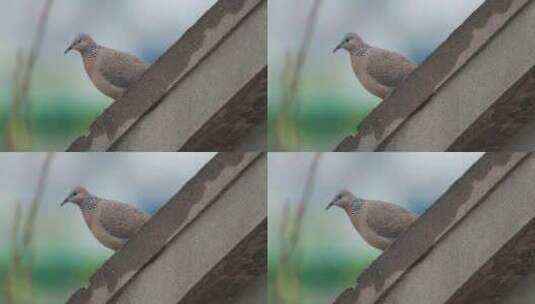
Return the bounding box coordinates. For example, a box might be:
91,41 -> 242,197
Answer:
67,0 -> 267,152
501,273 -> 535,304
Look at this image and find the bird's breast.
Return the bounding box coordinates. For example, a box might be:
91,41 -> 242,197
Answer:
350,56 -> 387,99
83,55 -> 123,100
347,206 -> 391,250
82,209 -> 96,231
83,207 -> 124,251
82,56 -> 96,79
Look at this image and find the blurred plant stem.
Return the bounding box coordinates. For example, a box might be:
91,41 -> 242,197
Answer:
274,153 -> 323,303
273,0 -> 323,151
6,0 -> 54,151
5,153 -> 54,304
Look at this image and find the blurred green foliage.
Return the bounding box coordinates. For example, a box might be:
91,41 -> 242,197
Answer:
268,90 -> 377,151
268,249 -> 376,303
0,92 -> 107,151
1,252 -> 107,303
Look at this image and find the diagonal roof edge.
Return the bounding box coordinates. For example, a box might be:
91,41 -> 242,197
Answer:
176,67 -> 267,152
66,152 -> 264,303
335,0 -> 530,152
333,152 -> 530,303
67,0 -> 265,152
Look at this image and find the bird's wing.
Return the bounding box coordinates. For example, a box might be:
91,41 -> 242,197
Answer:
366,49 -> 417,88
365,201 -> 416,239
98,48 -> 148,89
98,200 -> 150,240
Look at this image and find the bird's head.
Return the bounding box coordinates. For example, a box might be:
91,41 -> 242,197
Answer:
333,32 -> 365,53
64,33 -> 95,54
326,189 -> 356,210
61,186 -> 90,207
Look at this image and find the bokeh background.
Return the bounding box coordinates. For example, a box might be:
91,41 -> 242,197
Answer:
0,0 -> 217,151
0,152 -> 215,303
268,152 -> 483,303
268,0 -> 486,151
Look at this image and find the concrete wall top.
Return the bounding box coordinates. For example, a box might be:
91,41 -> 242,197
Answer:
333,152 -> 535,304
336,0 -> 534,152
67,0 -> 266,152
66,152 -> 267,304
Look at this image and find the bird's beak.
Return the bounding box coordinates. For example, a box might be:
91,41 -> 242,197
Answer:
61,197 -> 70,207
64,45 -> 73,54
333,42 -> 343,53
326,198 -> 337,210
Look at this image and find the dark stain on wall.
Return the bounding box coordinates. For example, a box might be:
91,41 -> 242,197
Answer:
180,68 -> 267,151
178,220 -> 267,304
446,218 -> 535,304
448,67 -> 535,151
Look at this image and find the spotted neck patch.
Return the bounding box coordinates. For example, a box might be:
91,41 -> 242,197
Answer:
349,198 -> 364,215
351,44 -> 370,57
82,44 -> 100,59
81,196 -> 98,211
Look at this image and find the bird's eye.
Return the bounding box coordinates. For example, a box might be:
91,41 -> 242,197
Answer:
337,195 -> 342,199
73,191 -> 78,196
345,38 -> 350,43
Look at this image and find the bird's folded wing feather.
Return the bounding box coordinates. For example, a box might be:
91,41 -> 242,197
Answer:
365,201 -> 416,239
98,48 -> 148,89
98,201 -> 149,239
366,49 -> 417,88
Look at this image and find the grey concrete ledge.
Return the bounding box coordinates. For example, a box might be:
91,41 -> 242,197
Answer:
66,152 -> 267,304
67,0 -> 267,152
179,67 -> 267,151
333,152 -> 535,304
335,0 -> 534,152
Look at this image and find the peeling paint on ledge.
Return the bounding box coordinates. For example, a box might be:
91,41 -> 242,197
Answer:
448,67 -> 535,151
179,67 -> 267,151
445,217 -> 535,304
335,0 -> 529,152
176,219 -> 267,303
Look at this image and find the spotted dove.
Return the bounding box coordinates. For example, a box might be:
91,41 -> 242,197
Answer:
61,186 -> 150,251
64,33 -> 148,100
334,33 -> 417,99
326,190 -> 417,251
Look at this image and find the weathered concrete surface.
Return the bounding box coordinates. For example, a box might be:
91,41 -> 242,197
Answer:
336,0 -> 535,152
68,0 -> 267,152
446,217 -> 535,304
112,156 -> 266,303
66,152 -> 267,304
501,102 -> 535,151
232,274 -> 267,304
333,153 -> 535,304
177,68 -> 267,152
501,273 -> 535,304
230,120 -> 267,151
